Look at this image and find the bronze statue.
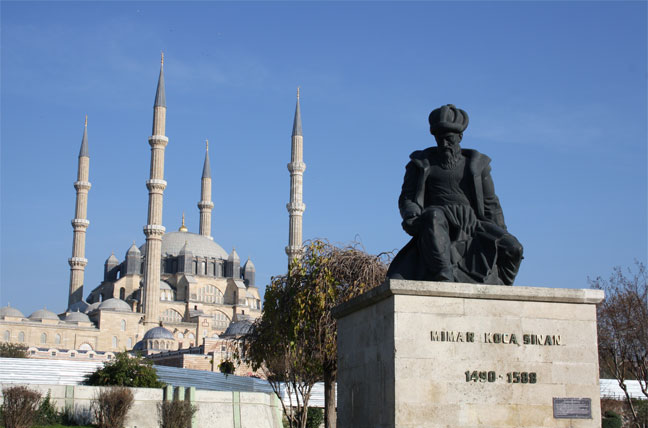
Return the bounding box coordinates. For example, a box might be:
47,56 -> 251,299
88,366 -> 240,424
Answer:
387,104 -> 523,285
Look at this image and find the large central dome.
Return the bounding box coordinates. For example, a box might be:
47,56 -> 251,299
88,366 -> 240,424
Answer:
140,231 -> 228,260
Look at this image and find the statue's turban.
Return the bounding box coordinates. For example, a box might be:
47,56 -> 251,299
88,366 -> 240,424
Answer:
428,104 -> 469,135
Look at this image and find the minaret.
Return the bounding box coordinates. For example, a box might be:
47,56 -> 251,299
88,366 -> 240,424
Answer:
142,53 -> 168,325
286,88 -> 306,263
198,139 -> 214,239
68,116 -> 91,309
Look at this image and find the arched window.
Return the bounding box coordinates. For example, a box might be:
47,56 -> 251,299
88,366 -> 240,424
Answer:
119,287 -> 125,300
40,333 -> 47,344
18,331 -> 24,342
161,309 -> 182,323
177,333 -> 184,339
153,340 -> 159,350
121,320 -> 126,331
112,337 -> 118,348
79,343 -> 93,351
3,330 -> 9,341
127,338 -> 133,349
55,334 -> 61,345
197,285 -> 224,304
213,311 -> 230,330
187,333 -> 195,340
200,261 -> 206,275
193,260 -> 198,274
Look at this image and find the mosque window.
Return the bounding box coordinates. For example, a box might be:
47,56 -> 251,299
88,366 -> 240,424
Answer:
197,285 -> 224,304
112,337 -> 118,348
203,330 -> 207,337
153,340 -> 159,350
187,333 -> 195,340
193,260 -> 198,274
161,309 -> 182,323
40,333 -> 47,344
211,262 -> 217,277
178,333 -> 184,339
119,288 -> 125,300
18,331 -> 24,342
127,338 -> 132,349
213,311 -> 230,330
3,331 -> 9,341
55,334 -> 61,345
121,320 -> 126,331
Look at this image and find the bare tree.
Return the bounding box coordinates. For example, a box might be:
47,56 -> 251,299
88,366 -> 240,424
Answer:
591,262 -> 647,428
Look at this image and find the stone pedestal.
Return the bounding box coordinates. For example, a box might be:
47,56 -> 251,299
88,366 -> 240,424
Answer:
333,280 -> 604,428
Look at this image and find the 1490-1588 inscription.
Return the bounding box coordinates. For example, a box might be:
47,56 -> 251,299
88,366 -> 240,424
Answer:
430,330 -> 562,346
465,370 -> 538,384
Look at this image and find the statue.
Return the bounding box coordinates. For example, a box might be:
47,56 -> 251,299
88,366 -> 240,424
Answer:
387,104 -> 523,285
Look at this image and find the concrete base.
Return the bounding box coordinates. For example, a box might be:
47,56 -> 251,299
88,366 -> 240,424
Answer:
333,280 -> 605,428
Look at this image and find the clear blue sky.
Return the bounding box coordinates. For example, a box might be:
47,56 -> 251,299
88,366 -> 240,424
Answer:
1,1 -> 646,316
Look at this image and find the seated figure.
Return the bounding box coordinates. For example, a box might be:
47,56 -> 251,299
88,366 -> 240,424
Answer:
387,104 -> 523,285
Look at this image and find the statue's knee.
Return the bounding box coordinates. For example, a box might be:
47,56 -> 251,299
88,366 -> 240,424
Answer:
421,208 -> 445,226
505,240 -> 523,261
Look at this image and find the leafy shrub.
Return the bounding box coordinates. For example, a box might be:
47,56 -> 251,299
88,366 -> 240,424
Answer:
602,410 -> 622,428
85,352 -> 164,388
305,407 -> 323,428
0,343 -> 28,358
1,385 -> 42,428
158,400 -> 198,428
218,359 -> 235,375
36,390 -> 61,425
92,387 -> 134,428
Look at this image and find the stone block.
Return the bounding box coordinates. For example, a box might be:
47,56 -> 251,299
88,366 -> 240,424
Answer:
335,280 -> 604,428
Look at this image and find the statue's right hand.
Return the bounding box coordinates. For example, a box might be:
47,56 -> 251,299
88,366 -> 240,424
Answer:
402,216 -> 421,236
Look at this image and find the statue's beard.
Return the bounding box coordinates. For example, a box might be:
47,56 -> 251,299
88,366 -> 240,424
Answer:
439,146 -> 462,169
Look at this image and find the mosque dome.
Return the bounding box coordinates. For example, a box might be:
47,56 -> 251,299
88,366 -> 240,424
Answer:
84,302 -> 100,313
221,319 -> 253,338
140,231 -> 228,260
0,305 -> 24,318
143,326 -> 174,340
64,311 -> 91,323
28,308 -> 60,321
243,258 -> 255,271
98,298 -> 132,312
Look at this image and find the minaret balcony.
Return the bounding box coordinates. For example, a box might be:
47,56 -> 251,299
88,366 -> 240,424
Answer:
71,218 -> 90,229
287,162 -> 306,173
146,179 -> 167,192
74,181 -> 92,191
286,202 -> 306,214
143,224 -> 166,238
68,257 -> 88,267
148,135 -> 169,147
198,201 -> 214,209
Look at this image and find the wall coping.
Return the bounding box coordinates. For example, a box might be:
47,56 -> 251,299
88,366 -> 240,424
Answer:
332,279 -> 605,319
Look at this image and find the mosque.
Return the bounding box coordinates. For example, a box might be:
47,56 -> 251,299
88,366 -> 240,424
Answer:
0,54 -> 306,363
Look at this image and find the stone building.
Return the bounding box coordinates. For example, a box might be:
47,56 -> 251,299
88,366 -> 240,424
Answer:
0,55 -> 305,362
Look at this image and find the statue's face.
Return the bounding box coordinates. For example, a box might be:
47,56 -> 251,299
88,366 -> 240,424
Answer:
434,132 -> 462,152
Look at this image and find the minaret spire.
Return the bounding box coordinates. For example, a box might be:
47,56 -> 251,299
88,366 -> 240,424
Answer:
68,116 -> 91,309
198,139 -> 214,239
142,57 -> 169,325
286,88 -> 306,263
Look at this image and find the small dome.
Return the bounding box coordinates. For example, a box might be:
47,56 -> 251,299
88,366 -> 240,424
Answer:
243,258 -> 255,271
228,248 -> 240,262
84,301 -> 100,313
0,305 -> 24,318
98,298 -> 132,312
106,253 -> 119,265
64,311 -> 91,323
68,300 -> 90,313
160,280 -> 173,290
143,326 -> 174,340
126,243 -> 141,255
28,308 -> 59,321
221,319 -> 253,338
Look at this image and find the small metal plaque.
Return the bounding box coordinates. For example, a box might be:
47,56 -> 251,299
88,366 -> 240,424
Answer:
553,397 -> 592,419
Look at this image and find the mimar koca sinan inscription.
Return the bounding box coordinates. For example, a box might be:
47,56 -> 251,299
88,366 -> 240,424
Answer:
430,330 -> 562,346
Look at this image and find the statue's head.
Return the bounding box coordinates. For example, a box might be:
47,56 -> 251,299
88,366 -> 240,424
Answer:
428,104 -> 469,136
429,105 -> 469,168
